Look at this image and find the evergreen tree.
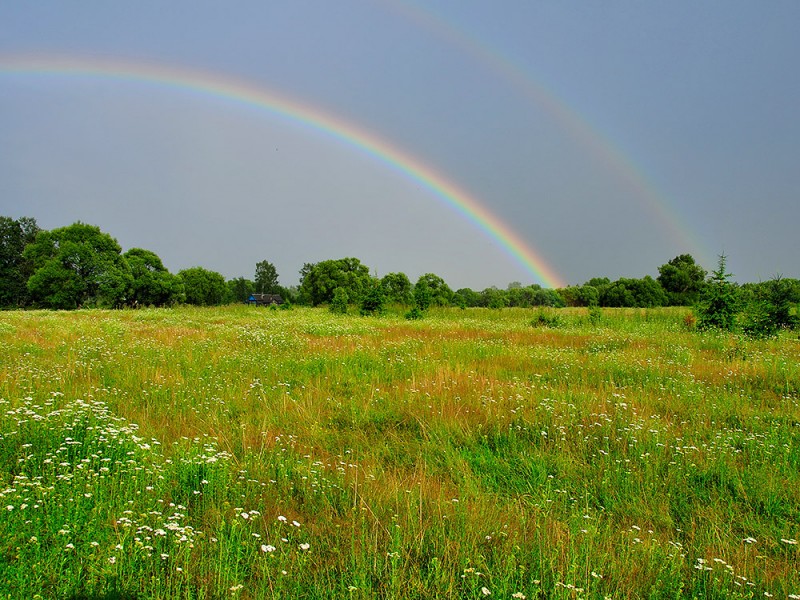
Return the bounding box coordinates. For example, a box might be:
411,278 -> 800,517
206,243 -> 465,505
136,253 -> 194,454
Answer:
697,255 -> 740,331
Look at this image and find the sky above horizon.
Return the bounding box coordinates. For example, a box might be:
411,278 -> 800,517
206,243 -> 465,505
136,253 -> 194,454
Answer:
1,1 -> 798,289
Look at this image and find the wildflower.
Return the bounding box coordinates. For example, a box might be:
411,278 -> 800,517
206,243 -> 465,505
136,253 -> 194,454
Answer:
5,505 -> 13,511
299,543 -> 310,551
277,515 -> 287,522
108,556 -> 116,564
241,512 -> 249,520
29,536 -> 38,543
781,538 -> 798,545
743,537 -> 757,544
230,584 -> 243,592
512,593 -> 526,599
481,587 -> 491,596
261,544 -> 276,553
65,543 -> 75,550
292,520 -> 301,527
161,553 -> 169,560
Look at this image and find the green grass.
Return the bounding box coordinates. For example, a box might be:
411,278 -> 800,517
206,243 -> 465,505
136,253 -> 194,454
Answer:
0,306 -> 798,599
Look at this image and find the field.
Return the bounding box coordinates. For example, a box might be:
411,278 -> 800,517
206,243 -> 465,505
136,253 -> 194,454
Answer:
0,305 -> 798,599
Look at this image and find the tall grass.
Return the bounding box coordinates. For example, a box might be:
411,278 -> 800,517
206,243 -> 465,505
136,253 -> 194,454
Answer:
0,306 -> 798,599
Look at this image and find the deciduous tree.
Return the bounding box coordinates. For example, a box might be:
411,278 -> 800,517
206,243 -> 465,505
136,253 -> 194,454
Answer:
124,248 -> 183,306
254,260 -> 279,294
0,216 -> 39,307
299,258 -> 371,306
178,267 -> 228,306
657,254 -> 707,306
25,222 -> 131,309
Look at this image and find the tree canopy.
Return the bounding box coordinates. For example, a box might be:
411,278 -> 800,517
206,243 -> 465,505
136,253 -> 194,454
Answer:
0,216 -> 39,308
124,248 -> 184,307
255,260 -> 280,294
178,267 -> 228,306
299,258 -> 371,306
24,222 -> 131,309
658,254 -> 707,306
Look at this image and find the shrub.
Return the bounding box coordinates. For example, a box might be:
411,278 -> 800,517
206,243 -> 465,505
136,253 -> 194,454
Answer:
329,287 -> 348,315
531,309 -> 563,328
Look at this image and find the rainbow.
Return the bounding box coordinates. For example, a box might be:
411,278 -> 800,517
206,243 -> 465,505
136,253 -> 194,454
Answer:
0,54 -> 567,289
381,0 -> 710,267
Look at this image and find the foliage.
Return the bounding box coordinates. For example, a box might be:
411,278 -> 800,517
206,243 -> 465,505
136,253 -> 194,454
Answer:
227,277 -> 255,304
412,277 -> 432,312
124,248 -> 184,307
178,267 -> 228,306
588,304 -> 603,326
24,222 -> 132,309
254,260 -> 280,294
482,286 -> 509,309
0,215 -> 39,308
741,276 -> 800,337
530,308 -> 563,328
299,258 -> 371,306
380,272 -> 413,305
415,273 -> 453,307
657,254 -> 708,306
359,278 -> 386,316
697,255 -> 740,331
329,286 -> 348,314
601,276 -> 667,308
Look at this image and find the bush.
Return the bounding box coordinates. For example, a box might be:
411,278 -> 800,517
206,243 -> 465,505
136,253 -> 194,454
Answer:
329,287 -> 348,315
531,310 -> 563,328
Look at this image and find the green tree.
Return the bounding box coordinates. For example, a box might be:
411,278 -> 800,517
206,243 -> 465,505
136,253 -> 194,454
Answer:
416,273 -> 453,307
254,260 -> 279,294
227,277 -> 255,304
360,278 -> 386,316
601,280 -> 635,307
178,267 -> 228,306
626,276 -> 668,307
480,287 -> 509,309
0,216 -> 39,307
124,248 -> 183,306
413,278 -> 432,312
329,287 -> 348,314
697,255 -> 740,331
454,287 -> 481,308
299,258 -> 371,306
24,222 -> 132,309
742,276 -> 799,336
380,272 -> 413,305
657,254 -> 707,306
575,285 -> 600,307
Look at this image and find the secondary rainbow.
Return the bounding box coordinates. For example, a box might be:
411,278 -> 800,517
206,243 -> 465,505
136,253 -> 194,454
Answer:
0,54 -> 566,289
382,0 -> 710,267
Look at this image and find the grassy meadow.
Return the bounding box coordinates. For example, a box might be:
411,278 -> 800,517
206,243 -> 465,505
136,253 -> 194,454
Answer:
0,305 -> 798,599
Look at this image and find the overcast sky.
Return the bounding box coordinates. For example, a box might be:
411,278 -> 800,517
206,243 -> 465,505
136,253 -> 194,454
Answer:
1,1 -> 798,289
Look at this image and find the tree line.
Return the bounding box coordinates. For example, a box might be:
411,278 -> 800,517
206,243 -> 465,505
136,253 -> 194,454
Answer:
2,217 -> 798,333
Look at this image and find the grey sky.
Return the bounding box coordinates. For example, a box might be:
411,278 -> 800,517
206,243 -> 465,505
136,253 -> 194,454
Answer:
1,1 -> 798,289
